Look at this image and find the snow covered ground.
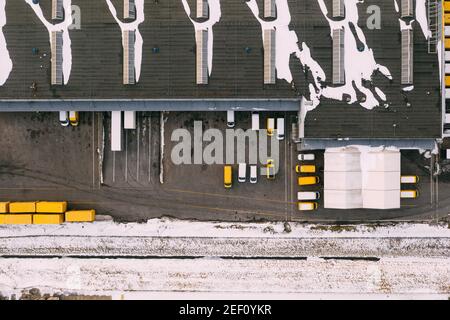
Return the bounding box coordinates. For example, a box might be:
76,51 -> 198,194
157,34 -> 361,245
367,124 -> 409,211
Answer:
0,218 -> 449,258
0,256 -> 448,299
0,218 -> 449,299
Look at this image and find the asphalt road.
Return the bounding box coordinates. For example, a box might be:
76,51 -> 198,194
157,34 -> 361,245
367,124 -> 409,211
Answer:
0,112 -> 448,223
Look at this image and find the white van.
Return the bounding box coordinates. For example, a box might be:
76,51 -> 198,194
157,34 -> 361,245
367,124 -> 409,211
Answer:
238,163 -> 247,182
250,165 -> 257,184
400,190 -> 418,198
276,118 -> 285,140
252,113 -> 260,131
59,111 -> 69,127
401,175 -> 419,184
297,192 -> 320,201
298,153 -> 315,161
227,110 -> 235,128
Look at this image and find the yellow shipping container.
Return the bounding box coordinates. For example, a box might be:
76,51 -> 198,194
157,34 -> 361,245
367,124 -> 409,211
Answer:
0,202 -> 9,213
446,38 -> 450,49
36,201 -> 67,213
9,202 -> 36,213
65,210 -> 96,222
446,14 -> 450,25
33,214 -> 64,224
0,214 -> 33,224
445,2 -> 450,13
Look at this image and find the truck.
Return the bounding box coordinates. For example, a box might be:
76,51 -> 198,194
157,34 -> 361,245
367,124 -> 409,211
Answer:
276,118 -> 285,140
224,165 -> 232,188
298,153 -> 315,161
227,110 -> 235,128
400,175 -> 419,183
298,202 -> 319,211
297,192 -> 320,201
400,190 -> 419,198
298,176 -> 320,186
296,165 -> 316,173
238,163 -> 247,182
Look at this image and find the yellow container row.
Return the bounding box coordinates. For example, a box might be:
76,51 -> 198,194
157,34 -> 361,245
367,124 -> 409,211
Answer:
0,210 -> 96,224
446,1 -> 450,14
0,201 -> 95,224
0,201 -> 67,214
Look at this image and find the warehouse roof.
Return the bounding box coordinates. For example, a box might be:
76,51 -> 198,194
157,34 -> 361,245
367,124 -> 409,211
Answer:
0,0 -> 442,139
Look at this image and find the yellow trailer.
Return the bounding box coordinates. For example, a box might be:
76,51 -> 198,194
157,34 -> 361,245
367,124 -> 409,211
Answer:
446,1 -> 450,12
33,214 -> 64,224
446,14 -> 450,25
65,210 -> 96,222
0,202 -> 9,213
0,214 -> 33,224
9,202 -> 36,213
36,201 -> 67,213
224,165 -> 232,189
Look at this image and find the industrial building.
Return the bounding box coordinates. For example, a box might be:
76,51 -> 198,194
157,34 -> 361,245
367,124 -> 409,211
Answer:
0,0 -> 447,214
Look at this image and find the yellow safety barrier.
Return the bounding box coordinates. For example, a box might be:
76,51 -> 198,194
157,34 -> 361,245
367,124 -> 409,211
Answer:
36,201 -> 67,213
0,214 -> 33,224
33,214 -> 64,225
9,202 -> 36,213
0,202 -> 9,213
65,210 -> 96,222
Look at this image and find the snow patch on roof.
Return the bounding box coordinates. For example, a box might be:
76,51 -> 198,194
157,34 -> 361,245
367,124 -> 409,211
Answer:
181,0 -> 222,77
25,0 -> 73,85
105,0 -> 145,82
318,0 -> 392,110
0,0 -> 12,86
247,0 -> 392,111
246,0 -> 326,109
415,0 -> 432,39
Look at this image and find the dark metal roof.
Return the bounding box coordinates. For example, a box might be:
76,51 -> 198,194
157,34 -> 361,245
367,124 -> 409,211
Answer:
0,0 -> 442,139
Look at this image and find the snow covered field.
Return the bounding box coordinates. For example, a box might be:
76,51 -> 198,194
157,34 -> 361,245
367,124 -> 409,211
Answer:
0,218 -> 449,258
0,218 -> 449,299
0,257 -> 448,299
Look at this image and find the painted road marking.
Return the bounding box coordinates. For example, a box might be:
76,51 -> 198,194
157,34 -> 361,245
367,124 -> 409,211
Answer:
148,114 -> 152,183
137,114 -> 140,182
125,130 -> 128,182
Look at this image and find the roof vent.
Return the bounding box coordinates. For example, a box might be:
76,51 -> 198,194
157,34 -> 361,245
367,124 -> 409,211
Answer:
196,30 -> 208,84
51,31 -> 63,85
197,0 -> 208,19
401,29 -> 413,85
263,29 -> 276,84
264,0 -> 276,19
123,30 -> 136,85
332,0 -> 344,18
124,0 -> 136,20
332,28 -> 345,85
52,0 -> 63,20
401,0 -> 413,19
